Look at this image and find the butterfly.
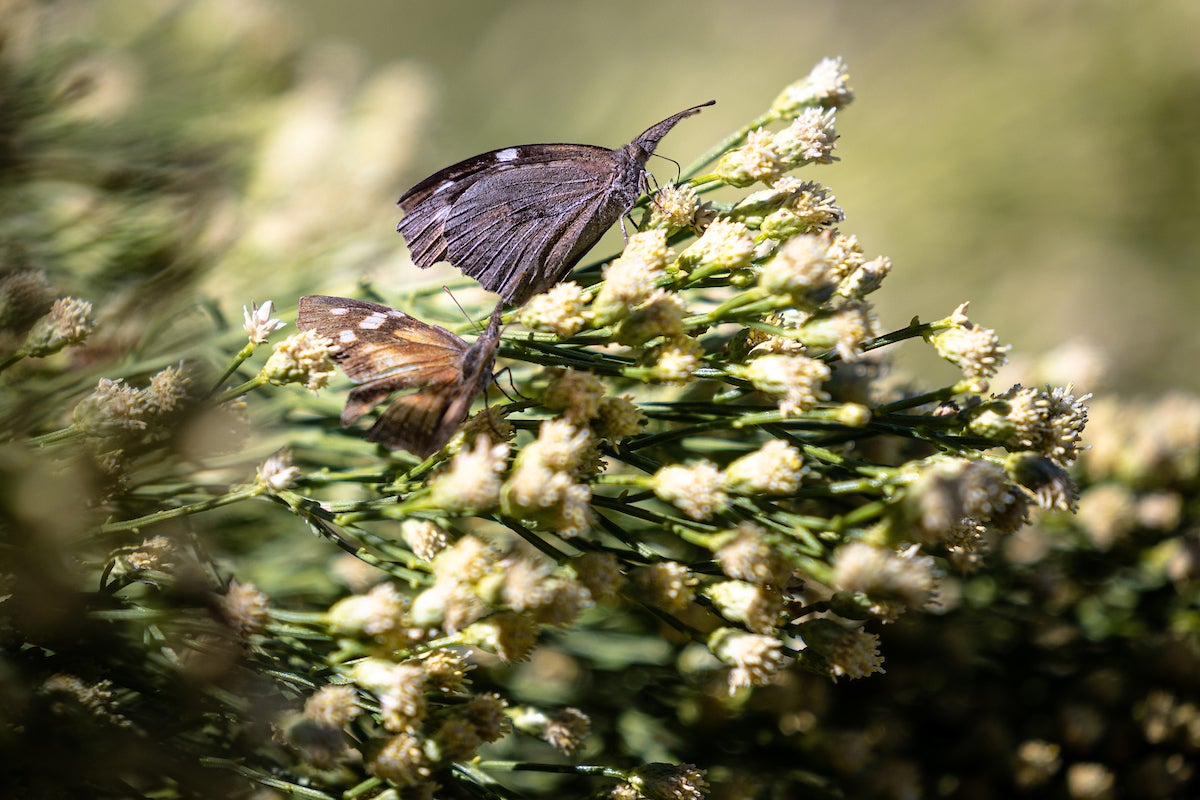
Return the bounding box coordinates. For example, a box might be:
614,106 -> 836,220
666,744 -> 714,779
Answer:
297,295 -> 504,457
396,100 -> 714,306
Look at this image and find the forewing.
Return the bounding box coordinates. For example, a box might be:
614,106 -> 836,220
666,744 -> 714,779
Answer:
440,152 -> 621,302
297,295 -> 466,388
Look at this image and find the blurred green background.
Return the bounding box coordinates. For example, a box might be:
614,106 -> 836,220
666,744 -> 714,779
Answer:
289,0 -> 1200,396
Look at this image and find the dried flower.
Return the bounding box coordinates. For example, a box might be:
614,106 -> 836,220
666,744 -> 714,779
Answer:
21,297 -> 94,356
243,299 -> 285,343
627,762 -> 709,800
220,579 -> 270,636
511,705 -> 591,755
263,329 -> 337,391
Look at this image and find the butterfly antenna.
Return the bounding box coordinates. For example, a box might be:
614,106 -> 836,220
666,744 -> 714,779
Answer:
442,286 -> 486,332
650,152 -> 683,183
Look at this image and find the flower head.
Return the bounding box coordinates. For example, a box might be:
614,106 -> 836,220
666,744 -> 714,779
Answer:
243,299 -> 285,344
929,303 -> 1010,385
21,297 -> 94,356
772,107 -> 838,166
647,182 -> 702,231
653,461 -> 728,520
220,579 -> 270,636
263,329 -> 337,391
724,439 -> 807,495
708,627 -> 788,692
734,354 -> 831,416
676,217 -> 756,273
428,436 -> 509,512
256,449 -> 301,492
771,56 -> 855,117
627,762 -> 709,800
715,128 -> 784,187
519,281 -> 588,337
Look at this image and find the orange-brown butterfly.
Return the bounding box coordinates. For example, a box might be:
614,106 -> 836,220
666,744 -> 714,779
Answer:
297,296 -> 503,457
396,101 -> 714,306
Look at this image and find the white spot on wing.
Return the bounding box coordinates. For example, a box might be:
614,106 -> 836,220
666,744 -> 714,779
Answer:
359,312 -> 388,330
338,330 -> 357,343
495,147 -> 520,162
330,307 -> 349,316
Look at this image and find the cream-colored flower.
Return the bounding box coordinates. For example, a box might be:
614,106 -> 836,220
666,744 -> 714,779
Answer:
724,439 -> 807,495
653,461 -> 728,520
263,329 -> 337,391
519,281 -> 588,337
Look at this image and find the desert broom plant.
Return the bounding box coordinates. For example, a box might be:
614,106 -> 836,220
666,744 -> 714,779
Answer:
0,7 -> 1114,797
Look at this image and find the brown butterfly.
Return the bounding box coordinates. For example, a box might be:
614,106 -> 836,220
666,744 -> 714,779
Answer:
297,295 -> 503,457
396,101 -> 714,306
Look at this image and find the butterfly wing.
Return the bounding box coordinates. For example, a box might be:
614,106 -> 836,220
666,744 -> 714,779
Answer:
366,303 -> 506,457
397,144 -> 625,305
296,295 -> 468,428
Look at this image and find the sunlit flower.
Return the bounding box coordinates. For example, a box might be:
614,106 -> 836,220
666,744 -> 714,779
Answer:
303,685 -> 361,728
716,523 -> 793,586
734,353 -> 831,416
704,580 -> 782,633
263,329 -> 337,391
771,56 -> 855,116
653,461 -> 728,520
647,182 -> 702,231
243,299 -> 285,343
519,281 -> 588,337
428,436 -> 509,512
716,128 -> 784,187
631,561 -> 697,614
676,217 -> 756,273
724,439 -> 807,495
772,106 -> 838,166
928,303 -> 1010,384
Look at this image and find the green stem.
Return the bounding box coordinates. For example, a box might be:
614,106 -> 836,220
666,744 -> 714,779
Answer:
216,373 -> 268,403
209,341 -> 256,396
98,485 -> 263,535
